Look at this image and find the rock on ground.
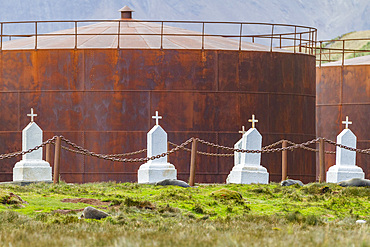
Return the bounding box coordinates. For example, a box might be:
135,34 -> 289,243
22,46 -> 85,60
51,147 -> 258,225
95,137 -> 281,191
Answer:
80,206 -> 109,220
281,179 -> 304,187
155,179 -> 190,188
338,178 -> 370,187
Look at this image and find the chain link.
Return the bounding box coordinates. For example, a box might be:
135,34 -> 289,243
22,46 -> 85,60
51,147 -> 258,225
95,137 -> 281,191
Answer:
1,135 -> 369,162
59,136 -> 193,162
168,141 -> 234,157
59,142 -> 147,158
0,136 -> 57,160
323,138 -> 370,155
262,140 -> 285,150
195,137 -> 323,154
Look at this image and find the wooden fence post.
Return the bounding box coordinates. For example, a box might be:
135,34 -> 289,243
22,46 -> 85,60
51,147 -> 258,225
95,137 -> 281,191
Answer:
319,138 -> 325,183
45,143 -> 52,165
282,140 -> 288,181
53,136 -> 61,184
189,137 -> 197,186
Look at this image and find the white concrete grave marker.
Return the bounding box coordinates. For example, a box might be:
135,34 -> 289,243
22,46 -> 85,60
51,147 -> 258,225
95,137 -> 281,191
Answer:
137,111 -> 177,183
227,114 -> 269,184
326,116 -> 364,183
13,108 -> 52,182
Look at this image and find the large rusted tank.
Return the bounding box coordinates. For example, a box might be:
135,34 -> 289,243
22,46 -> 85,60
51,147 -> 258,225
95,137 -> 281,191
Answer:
0,10 -> 317,183
316,55 -> 370,179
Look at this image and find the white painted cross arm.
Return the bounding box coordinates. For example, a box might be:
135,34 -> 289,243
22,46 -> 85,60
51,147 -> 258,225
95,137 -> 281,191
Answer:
248,114 -> 258,128
342,116 -> 352,129
152,111 -> 162,125
27,108 -> 37,122
239,126 -> 247,136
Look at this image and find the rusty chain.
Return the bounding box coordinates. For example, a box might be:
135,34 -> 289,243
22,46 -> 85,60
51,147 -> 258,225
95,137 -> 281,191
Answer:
169,139 -> 287,157
58,142 -> 147,158
323,138 -> 370,155
168,141 -> 234,157
0,136 -> 57,160
1,135 -> 369,162
195,137 -> 323,154
59,136 -> 193,162
262,140 -> 285,150
286,139 -> 337,154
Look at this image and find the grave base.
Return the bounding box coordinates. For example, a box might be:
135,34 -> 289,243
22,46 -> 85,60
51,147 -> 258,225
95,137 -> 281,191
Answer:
326,164 -> 364,183
13,160 -> 52,182
138,162 -> 177,184
226,164 -> 269,184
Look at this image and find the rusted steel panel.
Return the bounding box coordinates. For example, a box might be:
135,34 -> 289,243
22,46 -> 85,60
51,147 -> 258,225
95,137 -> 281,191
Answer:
342,104 -> 370,141
83,132 -> 145,174
269,94 -> 315,135
82,91 -> 149,131
0,49 -> 316,183
1,51 -> 34,91
316,66 -> 341,105
0,133 -> 21,174
343,65 -> 370,104
19,92 -> 83,131
0,92 -> 18,131
35,50 -> 84,91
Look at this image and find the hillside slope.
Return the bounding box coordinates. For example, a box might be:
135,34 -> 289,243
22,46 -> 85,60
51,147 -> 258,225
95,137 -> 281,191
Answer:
0,0 -> 369,40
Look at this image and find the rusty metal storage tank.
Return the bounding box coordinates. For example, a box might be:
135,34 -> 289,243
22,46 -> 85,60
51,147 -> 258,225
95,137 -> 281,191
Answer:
316,54 -> 370,179
0,7 -> 317,183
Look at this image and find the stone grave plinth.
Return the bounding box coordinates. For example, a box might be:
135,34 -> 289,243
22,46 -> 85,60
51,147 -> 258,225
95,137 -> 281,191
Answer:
327,117 -> 364,182
138,111 -> 177,183
227,115 -> 269,184
13,109 -> 52,182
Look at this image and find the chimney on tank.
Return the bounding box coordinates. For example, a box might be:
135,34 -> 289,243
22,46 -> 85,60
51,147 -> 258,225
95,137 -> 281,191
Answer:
119,6 -> 134,19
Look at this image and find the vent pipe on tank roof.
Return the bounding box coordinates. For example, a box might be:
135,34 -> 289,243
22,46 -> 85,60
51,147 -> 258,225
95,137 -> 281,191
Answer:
119,6 -> 134,19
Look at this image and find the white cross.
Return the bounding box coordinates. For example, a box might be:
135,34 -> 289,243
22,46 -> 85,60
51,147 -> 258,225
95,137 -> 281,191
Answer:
239,126 -> 247,136
152,111 -> 162,125
248,114 -> 258,128
342,116 -> 352,129
27,108 -> 37,122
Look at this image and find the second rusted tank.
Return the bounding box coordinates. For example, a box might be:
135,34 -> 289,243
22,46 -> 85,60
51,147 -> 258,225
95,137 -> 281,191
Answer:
316,55 -> 370,179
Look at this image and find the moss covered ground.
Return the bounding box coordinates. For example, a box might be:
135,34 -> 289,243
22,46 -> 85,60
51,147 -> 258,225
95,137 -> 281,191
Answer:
0,182 -> 369,246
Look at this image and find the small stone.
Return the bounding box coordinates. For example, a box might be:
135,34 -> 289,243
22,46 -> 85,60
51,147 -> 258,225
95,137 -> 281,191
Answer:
80,206 -> 109,220
155,179 -> 190,188
281,179 -> 304,187
356,220 -> 367,224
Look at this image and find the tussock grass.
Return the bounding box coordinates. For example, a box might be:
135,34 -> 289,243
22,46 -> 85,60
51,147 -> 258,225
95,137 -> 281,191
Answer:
0,182 -> 368,246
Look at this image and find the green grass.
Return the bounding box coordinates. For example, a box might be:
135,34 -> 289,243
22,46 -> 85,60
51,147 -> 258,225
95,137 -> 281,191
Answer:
0,182 -> 369,246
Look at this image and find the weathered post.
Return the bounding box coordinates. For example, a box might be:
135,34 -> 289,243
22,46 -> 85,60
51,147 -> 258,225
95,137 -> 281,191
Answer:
319,138 -> 325,182
45,143 -> 52,165
282,140 -> 288,181
53,136 -> 61,184
189,137 -> 197,186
